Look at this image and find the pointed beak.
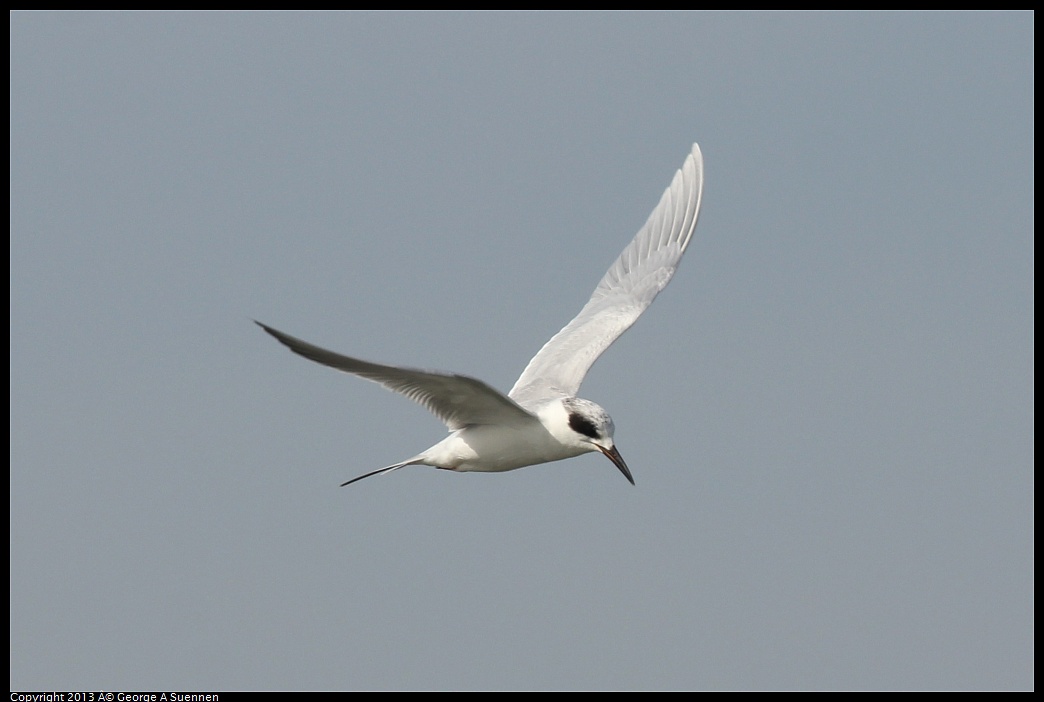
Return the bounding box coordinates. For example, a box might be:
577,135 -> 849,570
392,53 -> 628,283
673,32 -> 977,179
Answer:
596,443 -> 635,486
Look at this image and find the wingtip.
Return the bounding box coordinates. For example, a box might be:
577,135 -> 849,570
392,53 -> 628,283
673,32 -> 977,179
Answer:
255,320 -> 291,345
689,142 -> 704,174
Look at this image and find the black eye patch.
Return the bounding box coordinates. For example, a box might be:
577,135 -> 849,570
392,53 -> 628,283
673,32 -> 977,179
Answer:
568,412 -> 600,439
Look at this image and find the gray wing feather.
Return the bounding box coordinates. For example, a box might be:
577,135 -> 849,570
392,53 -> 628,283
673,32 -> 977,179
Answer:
509,143 -> 703,406
257,322 -> 536,430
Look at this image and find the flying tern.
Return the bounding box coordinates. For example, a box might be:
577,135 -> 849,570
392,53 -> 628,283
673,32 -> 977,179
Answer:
258,143 -> 703,487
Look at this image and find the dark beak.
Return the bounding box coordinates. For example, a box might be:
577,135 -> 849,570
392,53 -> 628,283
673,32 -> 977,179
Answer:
596,444 -> 635,486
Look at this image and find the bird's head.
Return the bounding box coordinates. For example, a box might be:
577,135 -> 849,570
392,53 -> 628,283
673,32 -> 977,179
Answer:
550,397 -> 634,485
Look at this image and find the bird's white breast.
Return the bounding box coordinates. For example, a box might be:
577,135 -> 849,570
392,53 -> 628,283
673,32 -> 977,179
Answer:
422,418 -> 589,473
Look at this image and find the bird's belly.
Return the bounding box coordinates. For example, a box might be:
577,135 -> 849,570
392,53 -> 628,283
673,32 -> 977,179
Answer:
425,426 -> 584,474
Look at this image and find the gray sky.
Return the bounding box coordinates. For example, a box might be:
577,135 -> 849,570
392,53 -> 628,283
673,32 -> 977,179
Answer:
10,11 -> 1033,691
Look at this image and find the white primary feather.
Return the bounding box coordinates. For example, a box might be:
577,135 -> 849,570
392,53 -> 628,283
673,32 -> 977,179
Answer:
508,143 -> 703,406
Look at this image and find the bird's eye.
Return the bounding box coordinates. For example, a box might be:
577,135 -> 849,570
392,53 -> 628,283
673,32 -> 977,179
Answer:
568,412 -> 600,439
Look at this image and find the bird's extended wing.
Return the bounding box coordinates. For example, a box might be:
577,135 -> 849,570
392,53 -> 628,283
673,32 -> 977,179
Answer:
257,321 -> 536,430
509,143 -> 704,406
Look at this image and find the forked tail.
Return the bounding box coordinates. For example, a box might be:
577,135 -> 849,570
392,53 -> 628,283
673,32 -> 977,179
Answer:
340,458 -> 425,487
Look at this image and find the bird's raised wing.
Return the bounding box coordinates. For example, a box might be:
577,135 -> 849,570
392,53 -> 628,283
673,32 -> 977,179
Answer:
509,143 -> 703,407
257,322 -> 537,430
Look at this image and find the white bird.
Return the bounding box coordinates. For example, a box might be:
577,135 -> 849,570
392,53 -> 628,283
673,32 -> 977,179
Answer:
258,143 -> 703,487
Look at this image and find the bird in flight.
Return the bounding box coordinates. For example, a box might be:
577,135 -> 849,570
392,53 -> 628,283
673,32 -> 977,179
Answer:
258,143 -> 703,487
